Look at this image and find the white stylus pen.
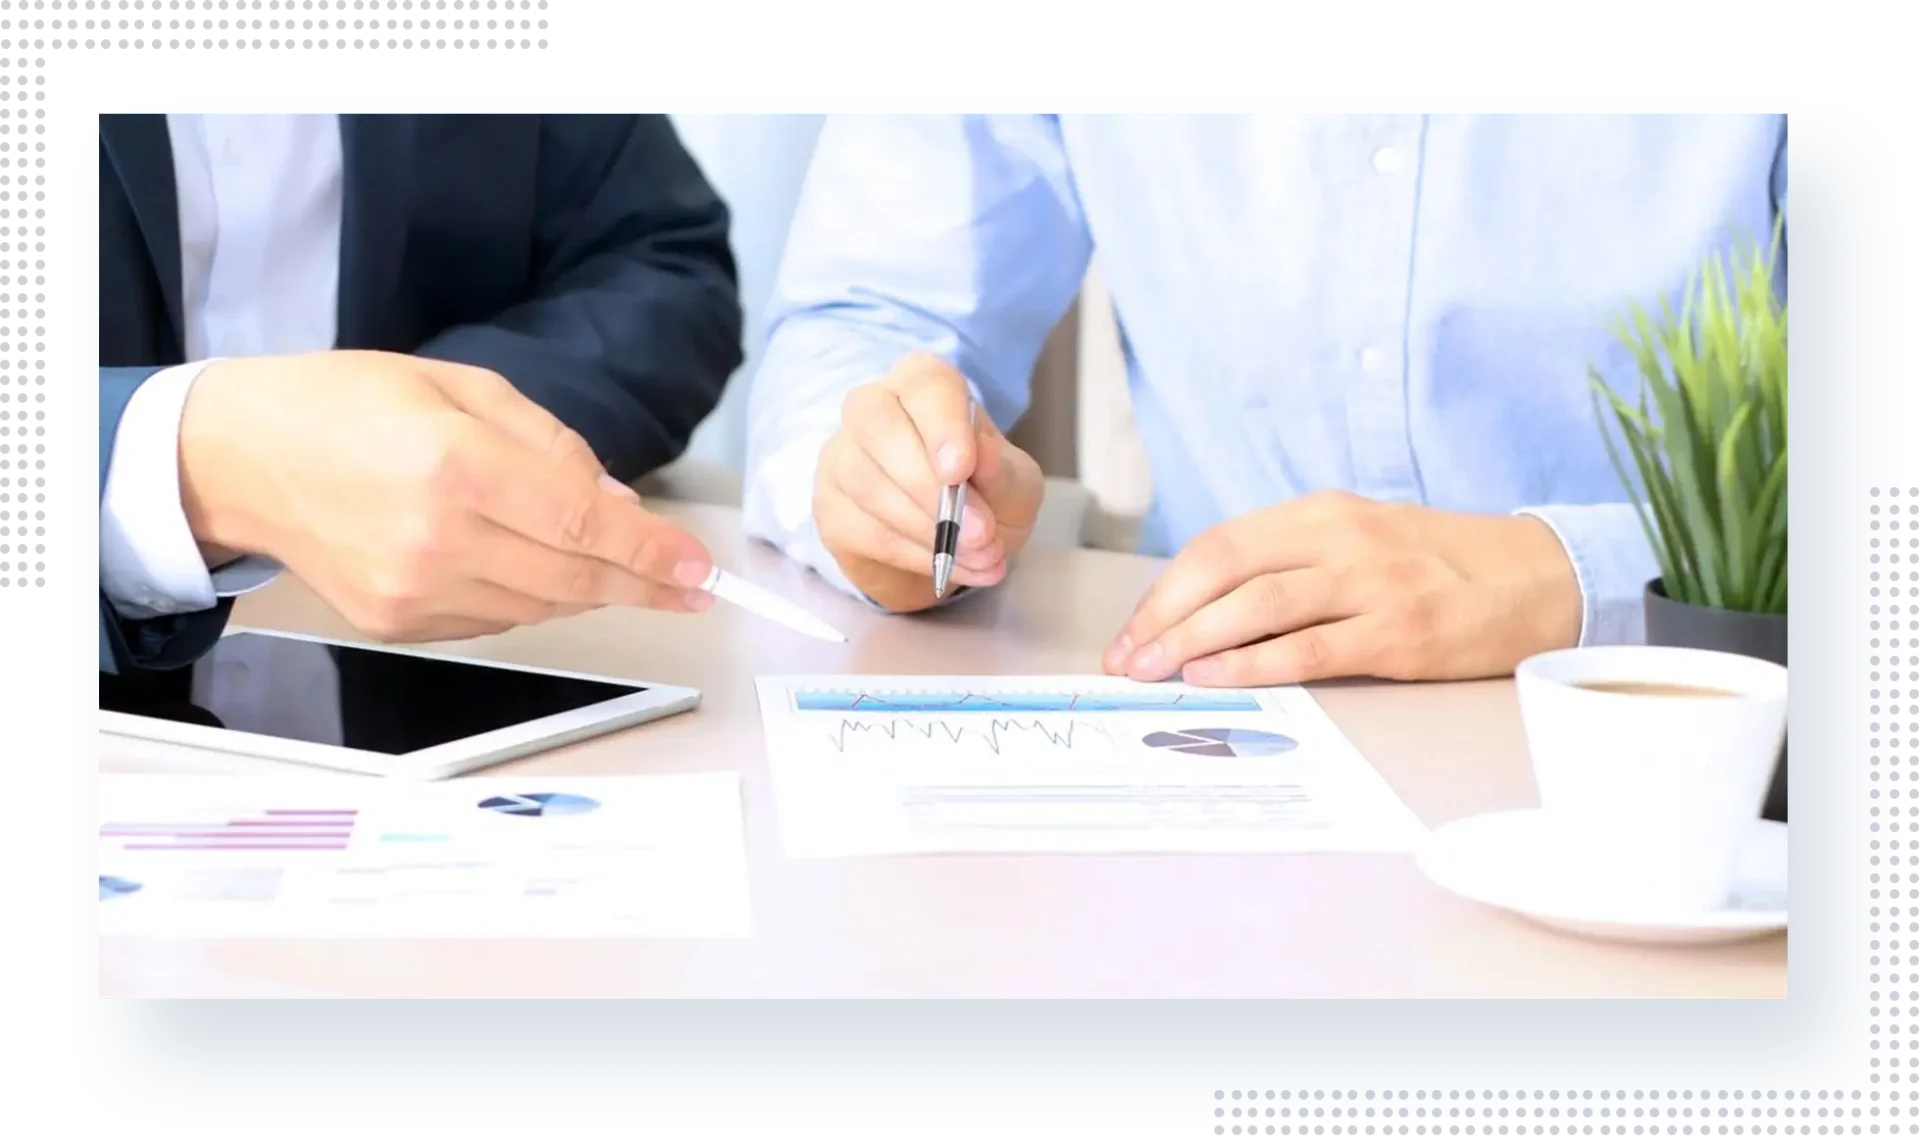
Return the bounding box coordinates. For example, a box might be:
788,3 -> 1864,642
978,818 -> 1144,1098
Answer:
696,567 -> 848,643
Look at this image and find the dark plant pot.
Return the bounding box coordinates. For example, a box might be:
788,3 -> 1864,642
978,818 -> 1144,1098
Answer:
1643,579 -> 1787,823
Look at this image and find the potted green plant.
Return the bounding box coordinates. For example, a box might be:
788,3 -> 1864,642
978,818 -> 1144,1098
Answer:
1591,224 -> 1788,822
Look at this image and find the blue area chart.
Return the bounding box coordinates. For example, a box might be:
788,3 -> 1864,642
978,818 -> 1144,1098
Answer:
477,792 -> 601,818
796,690 -> 1263,714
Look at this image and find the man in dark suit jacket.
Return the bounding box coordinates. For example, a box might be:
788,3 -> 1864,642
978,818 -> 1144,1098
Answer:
99,115 -> 744,679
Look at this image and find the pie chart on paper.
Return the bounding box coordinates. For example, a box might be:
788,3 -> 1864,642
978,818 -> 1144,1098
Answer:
99,875 -> 142,900
476,792 -> 601,818
1140,727 -> 1298,758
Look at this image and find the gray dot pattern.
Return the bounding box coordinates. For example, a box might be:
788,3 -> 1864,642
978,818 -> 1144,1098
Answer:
1866,482 -> 1896,1098
1205,1075 -> 1881,1121
0,6 -> 560,595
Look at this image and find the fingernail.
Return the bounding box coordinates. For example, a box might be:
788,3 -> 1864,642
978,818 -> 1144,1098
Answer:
684,588 -> 716,612
1103,635 -> 1134,672
960,509 -> 986,544
1183,659 -> 1221,685
673,559 -> 711,588
937,443 -> 964,479
599,473 -> 641,501
957,560 -> 1005,588
959,542 -> 1001,571
1128,642 -> 1165,678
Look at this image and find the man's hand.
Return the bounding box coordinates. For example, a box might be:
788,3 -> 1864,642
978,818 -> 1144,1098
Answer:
177,350 -> 717,643
814,353 -> 1045,612
1102,492 -> 1583,686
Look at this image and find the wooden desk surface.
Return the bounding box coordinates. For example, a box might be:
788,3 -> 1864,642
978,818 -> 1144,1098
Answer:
98,502 -> 1786,997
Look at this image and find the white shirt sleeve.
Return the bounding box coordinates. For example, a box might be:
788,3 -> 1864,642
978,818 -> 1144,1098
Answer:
99,360 -> 282,621
742,116 -> 1086,603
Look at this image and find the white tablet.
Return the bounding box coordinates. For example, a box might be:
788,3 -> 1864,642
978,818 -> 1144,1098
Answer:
99,626 -> 701,780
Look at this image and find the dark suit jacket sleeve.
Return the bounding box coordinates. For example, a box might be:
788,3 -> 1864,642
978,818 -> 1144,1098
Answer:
99,366 -> 233,675
414,116 -> 744,483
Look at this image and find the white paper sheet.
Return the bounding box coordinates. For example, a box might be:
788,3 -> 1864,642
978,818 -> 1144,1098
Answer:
97,773 -> 751,938
754,676 -> 1428,856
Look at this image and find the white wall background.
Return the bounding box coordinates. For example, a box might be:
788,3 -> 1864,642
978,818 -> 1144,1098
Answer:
669,114 -> 826,470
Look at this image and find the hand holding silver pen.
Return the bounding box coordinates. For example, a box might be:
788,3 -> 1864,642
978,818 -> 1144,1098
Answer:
932,402 -> 978,599
809,354 -> 1047,612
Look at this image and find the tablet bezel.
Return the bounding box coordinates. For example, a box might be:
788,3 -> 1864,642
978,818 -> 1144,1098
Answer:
98,625 -> 702,781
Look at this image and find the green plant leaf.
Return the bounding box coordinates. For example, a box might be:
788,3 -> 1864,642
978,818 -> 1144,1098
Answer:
1756,547 -> 1787,616
1585,231 -> 1786,615
1644,347 -> 1725,607
1597,379 -> 1681,584
1639,457 -> 1703,602
1605,318 -> 1712,603
1755,531 -> 1788,615
1715,402 -> 1755,608
1590,379 -> 1684,594
1746,449 -> 1789,607
1766,558 -> 1788,614
1609,383 -> 1700,602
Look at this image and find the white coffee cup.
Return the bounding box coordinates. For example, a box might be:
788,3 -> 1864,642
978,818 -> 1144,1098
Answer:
1513,644 -> 1787,915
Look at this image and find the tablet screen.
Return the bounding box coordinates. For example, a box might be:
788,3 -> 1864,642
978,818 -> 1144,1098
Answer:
99,632 -> 646,755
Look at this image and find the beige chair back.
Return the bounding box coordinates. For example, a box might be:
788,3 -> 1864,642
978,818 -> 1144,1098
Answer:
1010,260 -> 1151,552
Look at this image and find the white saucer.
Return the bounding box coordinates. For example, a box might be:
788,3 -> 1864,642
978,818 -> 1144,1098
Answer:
1416,808 -> 1787,946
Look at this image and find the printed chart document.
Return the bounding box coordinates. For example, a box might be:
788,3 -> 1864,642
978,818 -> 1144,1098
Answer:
98,773 -> 751,938
754,676 -> 1427,857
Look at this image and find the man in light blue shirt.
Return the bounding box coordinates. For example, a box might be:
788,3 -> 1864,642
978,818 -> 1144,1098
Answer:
743,115 -> 1787,686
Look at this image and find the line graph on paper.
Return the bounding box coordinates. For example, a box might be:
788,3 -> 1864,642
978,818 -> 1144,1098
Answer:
792,689 -> 1263,715
823,718 -> 1119,757
757,676 -> 1430,855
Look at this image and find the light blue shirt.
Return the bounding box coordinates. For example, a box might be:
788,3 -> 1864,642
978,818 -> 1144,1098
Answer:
742,115 -> 1787,645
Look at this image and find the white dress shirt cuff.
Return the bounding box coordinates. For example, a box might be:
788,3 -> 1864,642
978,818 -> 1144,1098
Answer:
743,431 -> 885,607
1512,502 -> 1659,648
100,359 -> 283,621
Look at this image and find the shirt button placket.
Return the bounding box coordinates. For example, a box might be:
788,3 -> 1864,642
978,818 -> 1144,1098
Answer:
1348,120 -> 1425,505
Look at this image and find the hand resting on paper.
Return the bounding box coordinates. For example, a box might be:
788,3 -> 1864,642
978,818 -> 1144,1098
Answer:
1101,492 -> 1584,687
178,351 -> 718,643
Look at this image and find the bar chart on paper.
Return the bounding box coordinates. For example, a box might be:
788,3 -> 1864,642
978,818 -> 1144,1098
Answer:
100,803 -> 360,852
96,774 -> 752,939
756,676 -> 1427,856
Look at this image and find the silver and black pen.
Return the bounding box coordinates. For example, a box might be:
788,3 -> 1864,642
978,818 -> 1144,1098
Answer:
932,401 -> 978,599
